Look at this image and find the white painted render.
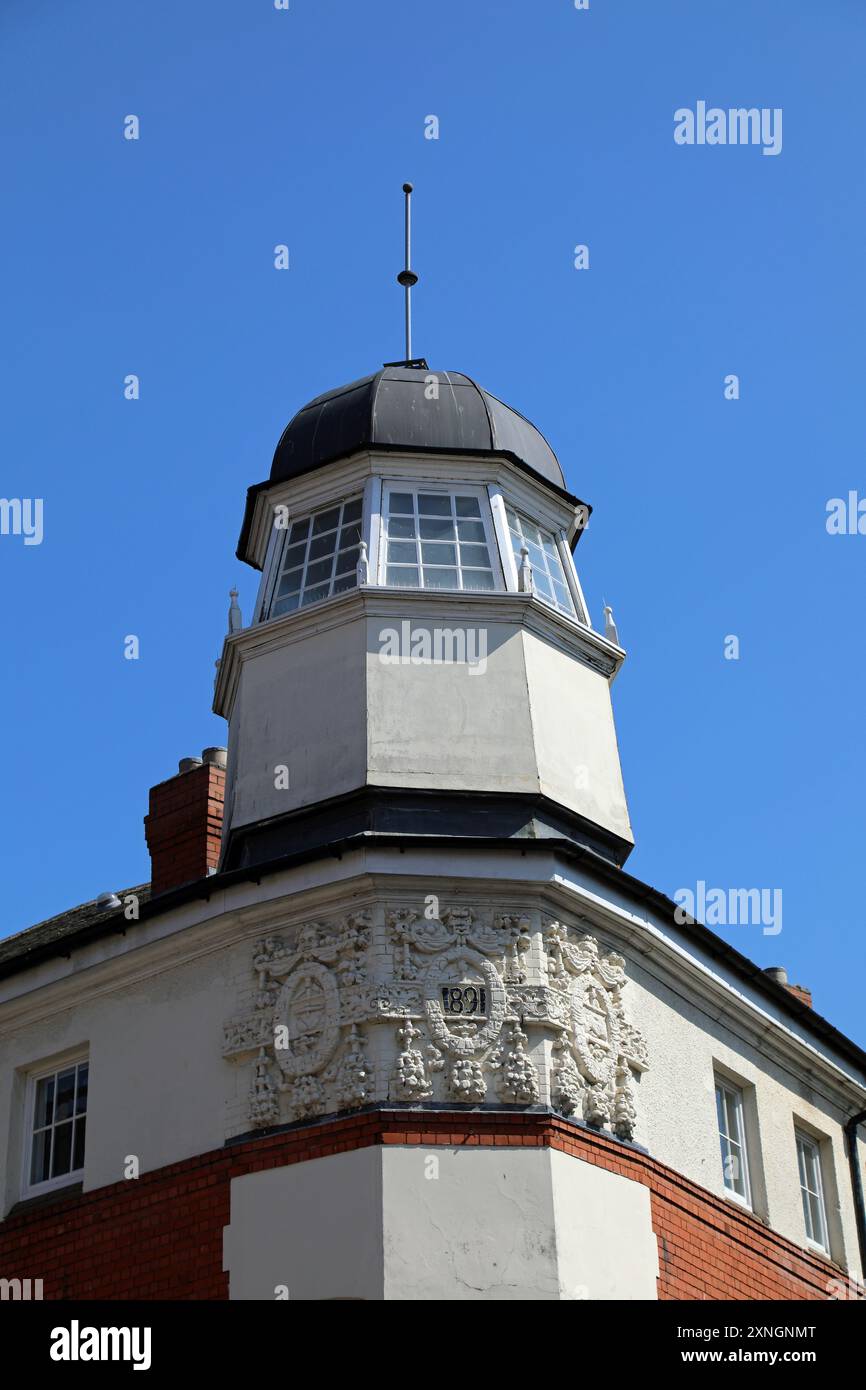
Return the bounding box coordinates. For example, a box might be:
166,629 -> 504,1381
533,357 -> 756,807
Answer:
222,1145 -> 658,1300
219,593 -> 631,848
224,1146 -> 383,1301
0,854 -> 863,1285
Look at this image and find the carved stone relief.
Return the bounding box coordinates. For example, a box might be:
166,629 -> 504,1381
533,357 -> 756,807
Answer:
224,903 -> 648,1139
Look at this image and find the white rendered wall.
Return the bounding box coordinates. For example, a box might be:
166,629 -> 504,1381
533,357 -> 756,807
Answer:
224,1147 -> 383,1301
221,596 -> 633,851
223,1146 -> 658,1300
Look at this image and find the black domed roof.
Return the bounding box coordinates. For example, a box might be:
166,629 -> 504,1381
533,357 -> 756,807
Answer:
269,364 -> 566,491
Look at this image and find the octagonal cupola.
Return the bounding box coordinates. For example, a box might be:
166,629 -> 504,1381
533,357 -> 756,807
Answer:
214,357 -> 633,879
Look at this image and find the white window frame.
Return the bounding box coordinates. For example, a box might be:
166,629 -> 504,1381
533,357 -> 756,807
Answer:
556,528 -> 590,625
21,1052 -> 89,1200
377,481 -> 504,592
501,502 -> 579,618
715,1077 -> 753,1208
795,1130 -> 830,1253
260,493 -> 365,620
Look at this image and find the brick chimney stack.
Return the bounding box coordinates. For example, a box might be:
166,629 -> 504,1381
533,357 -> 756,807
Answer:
144,747 -> 227,896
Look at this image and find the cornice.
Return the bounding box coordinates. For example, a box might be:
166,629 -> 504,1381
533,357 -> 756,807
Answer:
213,587 -> 624,718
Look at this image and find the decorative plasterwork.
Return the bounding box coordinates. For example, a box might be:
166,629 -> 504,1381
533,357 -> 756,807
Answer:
544,919 -> 648,1139
223,904 -> 648,1139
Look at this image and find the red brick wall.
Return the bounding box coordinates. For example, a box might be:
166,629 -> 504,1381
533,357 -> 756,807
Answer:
0,1110 -> 860,1300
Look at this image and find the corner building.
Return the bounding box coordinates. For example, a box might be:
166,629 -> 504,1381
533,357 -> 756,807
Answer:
1,365 -> 865,1301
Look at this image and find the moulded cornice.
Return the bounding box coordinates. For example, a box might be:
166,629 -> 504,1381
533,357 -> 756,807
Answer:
212,586 -> 624,719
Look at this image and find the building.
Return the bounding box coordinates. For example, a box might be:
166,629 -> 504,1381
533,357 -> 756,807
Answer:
1,362 -> 864,1300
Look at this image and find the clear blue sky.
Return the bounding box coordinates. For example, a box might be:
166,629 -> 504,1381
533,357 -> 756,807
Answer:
1,2 -> 863,1042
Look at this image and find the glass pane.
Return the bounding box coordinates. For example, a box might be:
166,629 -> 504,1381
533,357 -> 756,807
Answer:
421,542 -> 457,566
542,534 -> 559,559
73,1116 -> 86,1171
51,1121 -> 73,1178
548,556 -> 568,586
75,1064 -> 88,1116
31,1128 -> 51,1185
55,1068 -> 76,1123
288,518 -> 310,544
333,572 -> 356,595
459,543 -> 491,567
312,507 -> 340,536
462,570 -> 495,591
419,518 -> 454,541
271,592 -> 300,616
800,1184 -> 813,1237
342,498 -> 363,523
308,533 -> 335,562
305,558 -> 333,586
34,1075 -> 54,1130
715,1086 -> 727,1138
424,568 -> 459,589
456,519 -> 486,543
277,569 -> 302,597
553,583 -> 572,610
418,494 -> 451,517
808,1191 -> 823,1242
505,508 -> 519,529
389,492 -> 414,514
339,522 -> 361,548
534,573 -> 554,600
386,566 -> 419,587
455,496 -> 481,518
796,1140 -> 808,1189
301,583 -> 330,607
388,517 -> 415,539
525,541 -> 546,571
334,547 -> 359,575
281,542 -> 307,570
728,1142 -> 746,1197
388,541 -> 417,564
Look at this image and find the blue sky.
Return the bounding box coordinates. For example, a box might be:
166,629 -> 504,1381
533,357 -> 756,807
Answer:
1,1 -> 864,1041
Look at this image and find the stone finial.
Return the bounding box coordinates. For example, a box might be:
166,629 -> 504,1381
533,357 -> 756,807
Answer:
228,588 -> 243,634
518,545 -> 534,594
356,540 -> 369,586
603,603 -> 620,645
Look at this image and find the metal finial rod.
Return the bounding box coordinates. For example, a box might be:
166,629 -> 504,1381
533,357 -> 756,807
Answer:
396,182 -> 418,362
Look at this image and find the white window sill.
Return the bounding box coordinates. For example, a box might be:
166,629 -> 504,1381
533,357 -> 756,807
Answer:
21,1170 -> 84,1203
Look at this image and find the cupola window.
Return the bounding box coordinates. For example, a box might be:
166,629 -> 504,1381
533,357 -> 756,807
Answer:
268,497 -> 363,617
381,484 -> 498,592
505,507 -> 576,616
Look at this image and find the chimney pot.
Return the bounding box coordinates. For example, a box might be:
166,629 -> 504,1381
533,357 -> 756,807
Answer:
178,756 -> 203,774
764,966 -> 788,986
202,746 -> 228,769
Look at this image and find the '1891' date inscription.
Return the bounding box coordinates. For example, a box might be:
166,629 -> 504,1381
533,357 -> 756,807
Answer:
441,985 -> 487,1016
